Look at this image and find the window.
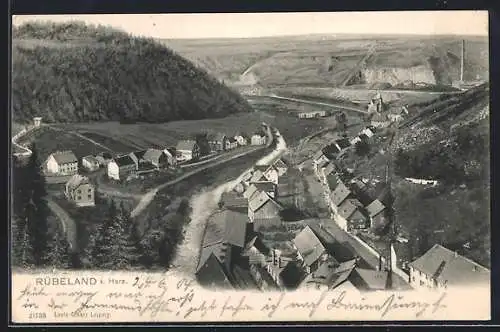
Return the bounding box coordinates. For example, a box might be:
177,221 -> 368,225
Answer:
420,281 -> 424,286
77,196 -> 81,200
88,195 -> 92,199
88,188 -> 92,192
77,189 -> 81,194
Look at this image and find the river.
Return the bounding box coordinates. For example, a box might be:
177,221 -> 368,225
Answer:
169,130 -> 287,277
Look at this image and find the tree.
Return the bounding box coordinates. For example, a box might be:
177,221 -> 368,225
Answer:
89,199 -> 118,268
336,112 -> 348,137
11,216 -> 35,268
195,133 -> 210,156
43,226 -> 71,269
24,143 -> 51,266
355,140 -> 371,157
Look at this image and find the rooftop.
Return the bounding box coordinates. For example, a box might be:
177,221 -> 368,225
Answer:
66,174 -> 90,190
330,181 -> 351,206
293,226 -> 327,267
114,155 -> 136,167
366,199 -> 386,218
51,150 -> 78,164
408,244 -> 490,286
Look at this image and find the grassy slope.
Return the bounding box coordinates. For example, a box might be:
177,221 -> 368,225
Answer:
392,95 -> 490,267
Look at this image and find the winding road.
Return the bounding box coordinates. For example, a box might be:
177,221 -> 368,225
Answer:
169,128 -> 287,275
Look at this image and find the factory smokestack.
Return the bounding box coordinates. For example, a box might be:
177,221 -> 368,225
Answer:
460,40 -> 465,82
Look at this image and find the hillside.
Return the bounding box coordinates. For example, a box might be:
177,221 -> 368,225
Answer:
391,90 -> 490,267
12,22 -> 253,124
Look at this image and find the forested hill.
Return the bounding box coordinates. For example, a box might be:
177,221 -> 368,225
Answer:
12,22 -> 253,124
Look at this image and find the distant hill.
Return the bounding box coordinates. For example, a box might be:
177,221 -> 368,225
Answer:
12,22 -> 253,124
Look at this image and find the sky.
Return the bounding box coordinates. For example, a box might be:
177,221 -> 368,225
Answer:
12,11 -> 488,39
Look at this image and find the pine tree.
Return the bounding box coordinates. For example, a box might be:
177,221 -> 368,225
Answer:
44,226 -> 71,269
11,216 -> 35,268
90,199 -> 118,268
25,143 -> 51,266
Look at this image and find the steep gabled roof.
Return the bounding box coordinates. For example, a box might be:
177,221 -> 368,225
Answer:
253,181 -> 276,193
250,170 -> 267,183
195,251 -> 234,289
273,158 -> 288,169
366,199 -> 386,218
51,151 -> 78,164
243,184 -> 259,200
338,198 -> 363,220
114,155 -> 136,167
352,268 -> 389,291
335,138 -> 351,149
326,173 -> 340,191
408,244 -> 490,286
66,174 -> 91,191
293,226 -> 327,267
176,140 -> 197,151
330,181 -> 351,206
142,148 -> 164,163
222,209 -> 249,248
279,261 -> 308,289
220,191 -> 249,210
248,191 -> 272,212
322,143 -> 341,156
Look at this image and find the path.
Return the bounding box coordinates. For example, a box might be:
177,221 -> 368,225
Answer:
264,94 -> 368,114
11,125 -> 38,157
46,198 -> 78,253
169,128 -> 287,275
131,143 -> 270,218
339,43 -> 376,87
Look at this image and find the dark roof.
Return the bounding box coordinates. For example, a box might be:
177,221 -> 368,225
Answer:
335,138 -> 351,149
114,155 -> 136,167
66,174 -> 91,191
330,181 -> 351,206
197,241 -> 229,271
253,181 -> 276,193
176,140 -> 197,151
366,199 -> 386,218
221,209 -> 249,248
293,226 -> 327,267
279,261 -> 308,289
142,149 -> 165,163
338,198 -> 363,220
273,159 -> 288,169
98,151 -> 113,159
352,268 -> 389,291
359,133 -> 369,141
322,144 -> 341,156
133,150 -> 147,160
51,151 -> 78,164
195,252 -> 234,289
408,244 -> 490,286
228,137 -> 238,143
220,192 -> 249,210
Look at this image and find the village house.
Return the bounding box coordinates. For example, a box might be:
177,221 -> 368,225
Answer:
249,169 -> 267,184
335,138 -> 352,151
330,181 -> 352,207
273,158 -> 288,176
45,151 -> 78,176
234,135 -> 248,146
300,258 -> 358,292
297,110 -> 327,119
207,133 -> 228,152
243,184 -> 259,200
196,209 -> 257,289
349,268 -> 390,291
337,198 -> 370,231
361,126 -> 376,138
33,116 -> 42,127
365,199 -> 386,229
225,137 -> 239,150
95,151 -> 113,167
248,191 -> 283,230
162,148 -> 177,167
142,148 -> 170,169
253,181 -> 277,199
408,244 -> 490,290
263,165 -> 280,184
322,143 -> 342,160
219,191 -> 249,213
239,171 -> 253,188
176,140 -> 200,162
65,174 -> 95,207
107,155 -> 137,181
370,112 -> 390,128
367,92 -> 384,113
388,113 -> 404,123
293,226 -> 329,274
81,155 -> 100,172
128,151 -> 142,168
350,136 -> 362,145
251,133 -> 267,145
